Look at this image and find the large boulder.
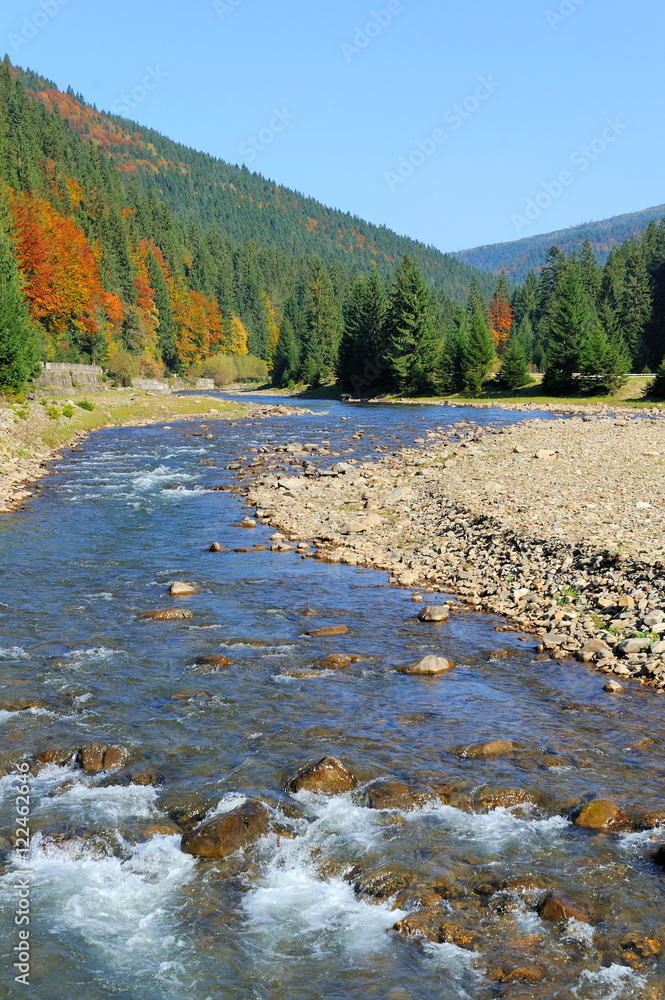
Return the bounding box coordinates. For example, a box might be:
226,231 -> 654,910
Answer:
417,606 -> 449,623
538,889 -> 596,924
653,844 -> 665,868
286,756 -> 357,795
180,800 -> 270,858
400,655 -> 455,676
574,799 -> 629,830
169,581 -> 200,596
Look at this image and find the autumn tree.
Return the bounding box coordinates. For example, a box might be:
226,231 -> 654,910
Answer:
488,272 -> 512,354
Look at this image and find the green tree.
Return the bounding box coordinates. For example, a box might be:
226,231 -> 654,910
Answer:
271,316 -> 300,386
0,225 -> 40,391
463,304 -> 495,392
302,259 -> 343,384
542,265 -> 591,395
495,338 -> 532,390
384,256 -> 438,394
620,241 -> 652,366
578,320 -> 630,395
147,249 -> 179,372
645,358 -> 665,398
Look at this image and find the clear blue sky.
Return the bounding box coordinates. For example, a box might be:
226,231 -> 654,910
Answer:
2,0 -> 663,253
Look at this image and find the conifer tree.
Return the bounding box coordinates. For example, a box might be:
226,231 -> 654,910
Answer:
302,259 -> 343,385
496,338 -> 532,390
463,304 -> 495,393
542,264 -> 590,395
0,224 -> 40,391
384,256 -> 438,394
147,249 -> 179,372
620,242 -> 652,366
271,317 -> 299,386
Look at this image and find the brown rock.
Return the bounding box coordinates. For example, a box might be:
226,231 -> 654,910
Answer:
180,800 -> 270,858
209,542 -> 223,552
139,608 -> 194,621
538,889 -> 596,924
604,679 -> 624,693
477,788 -> 534,811
354,864 -> 414,901
392,906 -> 476,949
78,744 -> 128,773
367,782 -> 432,812
489,964 -> 545,984
194,655 -> 231,668
287,756 -> 357,795
654,844 -> 665,867
317,654 -> 359,669
574,799 -> 629,830
452,739 -> 515,758
33,747 -> 74,769
306,625 -> 349,637
169,581 -> 200,596
130,769 -> 162,787
400,655 -> 455,676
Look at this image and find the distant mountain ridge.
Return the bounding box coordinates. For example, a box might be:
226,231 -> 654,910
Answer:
454,204 -> 665,284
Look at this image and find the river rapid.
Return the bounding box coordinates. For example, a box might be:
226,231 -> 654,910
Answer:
0,395 -> 664,1000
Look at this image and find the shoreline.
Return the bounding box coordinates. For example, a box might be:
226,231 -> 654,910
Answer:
0,390 -> 311,514
234,410 -> 665,695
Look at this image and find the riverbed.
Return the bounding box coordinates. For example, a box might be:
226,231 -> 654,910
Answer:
0,397 -> 663,999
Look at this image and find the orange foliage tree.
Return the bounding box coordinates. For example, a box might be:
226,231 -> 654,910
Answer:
489,273 -> 513,355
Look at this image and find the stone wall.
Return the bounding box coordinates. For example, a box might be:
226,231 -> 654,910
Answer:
36,363 -> 104,391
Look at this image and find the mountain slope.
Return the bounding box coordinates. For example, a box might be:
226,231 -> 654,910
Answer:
455,205 -> 665,283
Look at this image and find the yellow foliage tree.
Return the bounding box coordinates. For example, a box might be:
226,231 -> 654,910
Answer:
228,314 -> 249,355
262,291 -> 279,372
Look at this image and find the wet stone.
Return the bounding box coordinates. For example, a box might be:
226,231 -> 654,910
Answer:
538,888 -> 596,924
286,756 -> 357,795
194,654 -> 231,668
574,799 -> 629,830
366,781 -> 433,812
139,608 -> 194,621
306,625 -> 349,637
400,655 -> 455,676
452,739 -> 516,759
417,605 -> 449,623
180,800 -> 270,859
392,906 -> 477,950
78,744 -> 128,773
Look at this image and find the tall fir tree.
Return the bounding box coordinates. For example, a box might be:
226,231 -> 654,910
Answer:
0,224 -> 40,391
542,263 -> 591,395
463,305 -> 495,392
302,258 -> 343,384
384,256 -> 438,394
147,249 -> 179,372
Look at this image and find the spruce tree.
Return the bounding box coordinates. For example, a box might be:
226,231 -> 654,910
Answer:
463,305 -> 495,393
620,242 -> 651,366
496,338 -> 532,390
271,317 -> 299,386
579,240 -> 601,304
0,225 -> 40,391
384,256 -> 438,394
147,249 -> 179,372
542,264 -> 590,395
302,259 -> 342,385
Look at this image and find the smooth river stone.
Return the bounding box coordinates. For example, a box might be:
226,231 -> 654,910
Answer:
400,655 -> 455,676
287,756 -> 357,795
180,800 -> 270,858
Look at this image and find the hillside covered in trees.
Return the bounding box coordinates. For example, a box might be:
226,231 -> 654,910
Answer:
0,57 -> 497,392
455,205 -> 665,283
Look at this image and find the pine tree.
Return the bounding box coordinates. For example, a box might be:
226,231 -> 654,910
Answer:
579,240 -> 601,304
302,259 -> 343,385
620,241 -> 651,366
542,264 -> 590,395
384,256 -> 438,394
0,225 -> 40,391
645,358 -> 665,398
578,320 -> 630,395
271,317 -> 299,386
496,338 -> 532,390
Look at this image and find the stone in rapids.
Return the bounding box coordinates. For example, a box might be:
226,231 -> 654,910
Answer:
78,744 -> 128,773
538,889 -> 596,924
169,581 -> 200,596
139,608 -> 194,621
286,756 -> 357,795
400,655 -> 455,676
306,625 -> 349,637
452,739 -> 516,758
417,606 -> 449,623
574,799 -> 629,830
180,800 -> 270,858
195,655 -> 231,668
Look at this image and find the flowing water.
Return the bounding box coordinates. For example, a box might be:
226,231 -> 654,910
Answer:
0,396 -> 664,999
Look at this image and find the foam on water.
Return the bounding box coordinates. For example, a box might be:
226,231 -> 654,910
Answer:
244,831 -> 405,959
41,781 -> 158,825
206,792 -> 248,818
402,800 -> 570,851
0,645 -> 28,659
572,964 -> 645,999
1,833 -> 196,986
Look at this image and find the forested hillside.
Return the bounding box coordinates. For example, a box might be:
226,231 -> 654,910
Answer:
455,205 -> 665,283
0,57 -> 496,391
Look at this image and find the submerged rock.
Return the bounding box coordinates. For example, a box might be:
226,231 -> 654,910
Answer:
194,654 -> 231,668
317,654 -> 359,669
78,744 -> 128,773
180,800 -> 270,859
452,739 -> 515,759
286,756 -> 357,795
392,906 -> 477,949
417,605 -> 449,623
538,888 -> 596,924
653,844 -> 665,867
139,608 -> 194,621
306,625 -> 350,637
367,781 -> 432,811
574,799 -> 629,830
400,655 -> 455,676
32,747 -> 75,772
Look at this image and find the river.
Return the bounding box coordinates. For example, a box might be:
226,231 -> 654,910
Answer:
0,395 -> 663,999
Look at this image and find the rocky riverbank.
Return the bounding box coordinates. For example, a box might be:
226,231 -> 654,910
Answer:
234,409 -> 665,694
0,391 -> 315,514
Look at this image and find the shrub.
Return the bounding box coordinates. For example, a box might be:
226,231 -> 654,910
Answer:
645,359 -> 665,399
138,353 -> 165,379
62,404 -> 75,418
76,399 -> 95,411
104,346 -> 139,387
201,354 -> 237,387
234,354 -> 269,382
46,405 -> 61,420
